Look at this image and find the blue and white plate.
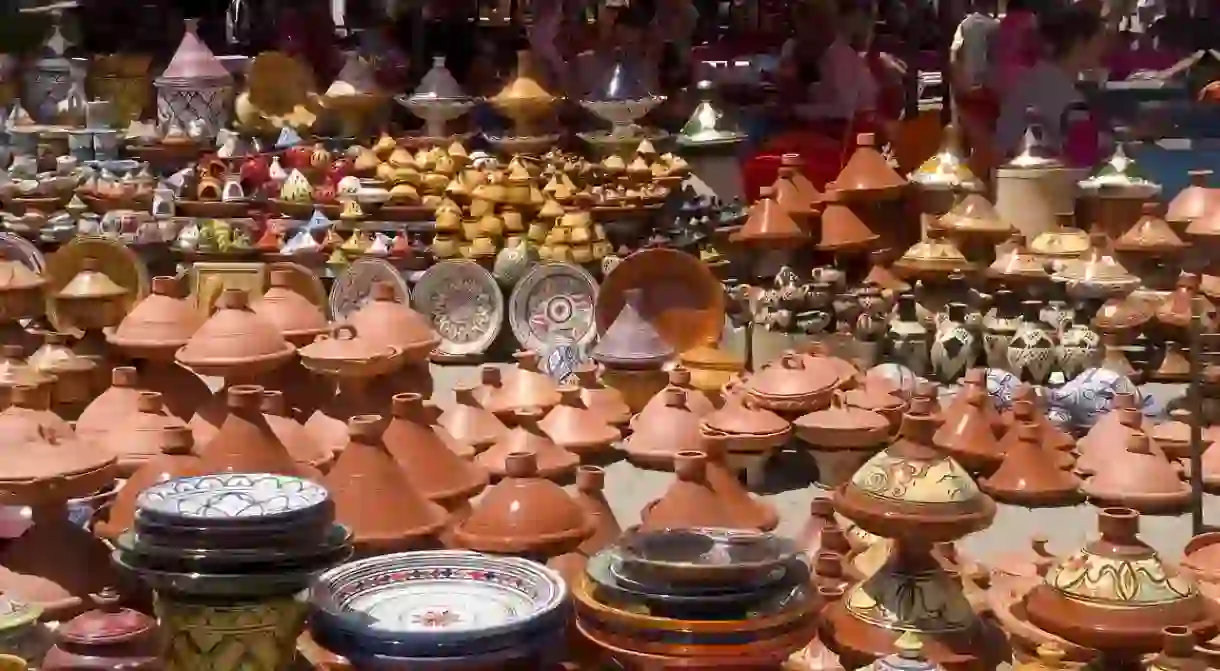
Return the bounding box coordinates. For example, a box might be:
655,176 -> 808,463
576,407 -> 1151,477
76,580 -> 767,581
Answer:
135,473 -> 331,527
310,550 -> 568,658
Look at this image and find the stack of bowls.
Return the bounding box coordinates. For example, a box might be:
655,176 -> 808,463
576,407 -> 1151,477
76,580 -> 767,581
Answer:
309,550 -> 570,669
112,473 -> 353,598
575,527 -> 821,667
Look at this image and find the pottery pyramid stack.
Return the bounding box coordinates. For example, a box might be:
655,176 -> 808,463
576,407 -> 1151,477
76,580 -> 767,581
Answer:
823,133 -> 906,254
154,19 -> 233,138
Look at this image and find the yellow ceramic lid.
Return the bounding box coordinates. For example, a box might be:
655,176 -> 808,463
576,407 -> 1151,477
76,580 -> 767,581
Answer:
679,344 -> 744,371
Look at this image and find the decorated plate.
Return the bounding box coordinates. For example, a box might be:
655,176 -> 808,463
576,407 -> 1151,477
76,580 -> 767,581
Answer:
269,260 -> 329,314
0,232 -> 45,274
412,260 -> 503,358
596,248 -> 724,353
45,236 -> 149,332
616,528 -> 801,586
329,257 -> 411,320
310,550 -> 567,656
135,473 -> 331,526
508,262 -> 598,354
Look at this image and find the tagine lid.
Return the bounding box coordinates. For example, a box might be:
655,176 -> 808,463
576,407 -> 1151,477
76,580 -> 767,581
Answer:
1169,169 -> 1216,224
0,419 -> 116,501
175,288 -> 295,371
107,276 -> 202,351
453,451 -> 594,554
1030,218 -> 1091,258
591,288 -> 673,368
1078,143 -> 1160,196
732,189 -> 809,245
678,81 -> 745,145
793,397 -> 890,447
817,200 -> 880,252
251,269 -> 329,341
345,281 -> 440,360
158,19 -> 232,84
908,124 -> 982,190
1025,507 -> 1215,650
492,51 -> 556,105
702,395 -> 789,436
298,324 -> 396,362
57,588 -> 155,645
409,56 -> 467,100
746,352 -> 838,400
989,234 -> 1050,281
584,50 -> 655,102
57,257 -> 129,300
1114,203 -> 1187,254
0,255 -> 45,292
938,194 -> 1011,236
829,133 -> 907,198
1003,109 -> 1064,170
894,229 -> 976,275
325,52 -> 379,98
1051,234 -> 1139,288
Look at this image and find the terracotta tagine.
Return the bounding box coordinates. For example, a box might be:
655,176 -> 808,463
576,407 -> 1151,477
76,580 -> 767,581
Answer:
590,288 -> 673,371
538,386 -> 621,457
639,450 -> 759,531
1168,169 -> 1217,228
99,391 -> 187,478
1150,409 -> 1196,460
829,133 -> 907,201
546,465 -> 621,583
451,451 -> 594,558
817,198 -> 881,253
474,353 -> 562,420
932,383 -> 1005,474
383,393 -> 488,509
732,188 -> 809,246
1152,342 -> 1190,382
0,251 -> 47,356
820,395 -> 999,670
841,387 -> 907,432
941,369 -> 1004,437
771,154 -> 822,223
53,257 -> 129,369
1146,626 -> 1207,671
0,343 -> 53,409
980,422 -> 1082,507
1113,202 -> 1187,256
1024,507 -> 1216,662
1092,294 -> 1154,335
195,384 -> 321,479
745,352 -> 837,415
251,269 -> 330,346
988,233 -> 1051,285
94,426 -> 202,542
793,396 -> 890,488
1081,432 -> 1190,513
29,333 -> 97,411
475,408 -> 579,481
700,395 -> 791,454
436,384 -> 507,452
342,281 -> 439,365
639,366 -> 715,418
623,387 -> 704,468
938,193 -> 1012,241
1077,391 -> 1138,454
995,401 -> 1073,471
175,288 -> 295,379
1000,386 -> 1074,451
324,415 -> 449,554
1076,405 -> 1146,475
74,367 -> 150,439
42,588 -> 161,671
105,275 -> 203,362
572,365 -> 631,428
0,383 -> 75,446
696,434 -> 780,530
1156,273 -> 1217,335
258,390 -> 335,471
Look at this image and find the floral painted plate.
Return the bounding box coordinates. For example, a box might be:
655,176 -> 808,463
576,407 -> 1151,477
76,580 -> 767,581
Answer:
135,473 -> 331,527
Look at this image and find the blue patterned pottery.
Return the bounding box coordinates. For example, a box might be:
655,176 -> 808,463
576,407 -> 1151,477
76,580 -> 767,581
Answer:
982,368 -> 1020,411
1046,366 -> 1144,430
135,473 -> 331,527
309,551 -> 569,659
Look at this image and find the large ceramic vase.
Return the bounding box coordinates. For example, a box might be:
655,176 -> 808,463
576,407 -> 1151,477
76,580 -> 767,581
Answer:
156,594 -> 307,671
930,303 -> 977,383
1006,300 -> 1057,384
982,289 -> 1021,370
887,294 -> 928,376
1056,313 -> 1101,381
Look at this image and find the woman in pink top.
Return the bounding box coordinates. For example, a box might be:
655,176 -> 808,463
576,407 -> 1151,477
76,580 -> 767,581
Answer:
991,0 -> 1043,90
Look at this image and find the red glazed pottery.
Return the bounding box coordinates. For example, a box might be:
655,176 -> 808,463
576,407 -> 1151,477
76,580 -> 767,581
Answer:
42,589 -> 161,671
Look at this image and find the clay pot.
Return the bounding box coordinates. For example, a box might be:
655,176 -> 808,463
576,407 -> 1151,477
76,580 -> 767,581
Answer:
640,367 -> 716,418
793,398 -> 889,488
981,422 -> 1082,507
698,435 -> 780,530
1093,294 -> 1154,334
251,269 -> 329,346
1076,405 -> 1144,475
572,364 -> 630,428
436,385 -> 507,453
42,588 -> 161,671
745,352 -> 837,414
639,451 -> 755,531
1182,531 -> 1220,584
829,132 -> 907,200
941,369 -> 1004,437
325,415 -> 449,554
75,367 -> 148,439
0,384 -> 75,447
475,408 -> 579,481
572,465 -> 620,555
1081,432 -> 1190,513
343,281 -> 439,365
623,387 -> 704,468
798,498 -> 852,560
732,190 -> 809,246
451,451 -> 593,557
196,385 -> 321,479
700,395 -> 791,453
1149,408 -> 1196,460
1025,507 -> 1215,656
105,276 -> 202,362
678,344 -> 745,402
933,384 -> 1005,474
0,343 -> 53,408
29,334 -> 96,409
771,155 -> 821,221
383,393 -> 488,508
840,387 -> 907,432
1168,169 -> 1217,227
175,289 -> 295,378
260,390 -> 335,472
99,391 -> 187,478
1147,626 -> 1208,671
1156,273 -> 1217,334
1077,391 -> 1138,454
538,386 -> 620,456
94,426 -> 202,542
474,353 -> 561,420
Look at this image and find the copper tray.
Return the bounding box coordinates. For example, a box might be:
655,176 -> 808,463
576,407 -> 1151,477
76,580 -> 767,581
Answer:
596,248 -> 723,353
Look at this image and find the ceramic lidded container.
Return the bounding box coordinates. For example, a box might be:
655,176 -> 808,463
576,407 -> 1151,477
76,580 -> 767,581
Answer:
106,276 -> 202,360
54,257 -> 129,331
298,324 -> 402,379
175,288 -> 295,377
251,269 -> 329,346
343,281 -> 439,365
42,589 -> 161,671
745,352 -> 837,413
700,395 -> 790,452
623,387 -> 704,468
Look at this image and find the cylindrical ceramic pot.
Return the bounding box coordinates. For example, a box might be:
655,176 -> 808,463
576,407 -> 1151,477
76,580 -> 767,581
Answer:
155,594 -> 307,671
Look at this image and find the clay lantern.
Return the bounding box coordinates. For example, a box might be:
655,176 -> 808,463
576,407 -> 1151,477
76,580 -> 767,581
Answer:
731,187 -> 809,248
343,281 -> 439,365
251,269 -> 329,346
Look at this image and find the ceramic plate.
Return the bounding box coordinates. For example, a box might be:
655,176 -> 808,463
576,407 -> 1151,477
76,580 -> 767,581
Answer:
311,550 -> 566,655
508,262 -> 599,354
0,232 -> 45,274
117,523 -> 351,571
135,473 -> 331,526
270,260 -> 329,314
411,260 -> 503,357
132,512 -> 333,550
329,257 -> 411,320
616,528 -> 801,586
596,248 -> 724,352
111,549 -> 325,599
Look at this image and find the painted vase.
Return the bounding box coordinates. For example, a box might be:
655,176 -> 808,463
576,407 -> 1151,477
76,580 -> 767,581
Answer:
1056,314 -> 1102,381
887,293 -> 929,375
1007,300 -> 1057,384
1040,300 -> 1074,335
155,595 -> 307,671
492,237 -> 536,286
1047,367 -> 1143,430
930,302 -> 977,383
982,289 -> 1021,370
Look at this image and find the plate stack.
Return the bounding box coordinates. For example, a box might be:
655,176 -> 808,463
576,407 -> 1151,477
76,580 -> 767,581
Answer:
112,472 -> 353,598
309,550 -> 570,668
575,527 -> 822,668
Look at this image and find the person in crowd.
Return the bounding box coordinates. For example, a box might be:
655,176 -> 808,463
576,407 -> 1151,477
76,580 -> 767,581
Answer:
994,3 -> 1108,156
951,0 -> 1000,95
775,0 -> 879,123
991,0 -> 1044,89
568,2 -> 659,97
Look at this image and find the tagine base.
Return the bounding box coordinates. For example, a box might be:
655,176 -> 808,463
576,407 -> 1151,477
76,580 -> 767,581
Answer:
154,592 -> 309,671
0,502 -> 119,620
821,601 -> 1000,671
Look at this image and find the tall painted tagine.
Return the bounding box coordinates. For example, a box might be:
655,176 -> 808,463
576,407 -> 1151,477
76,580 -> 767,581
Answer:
153,19 -> 234,139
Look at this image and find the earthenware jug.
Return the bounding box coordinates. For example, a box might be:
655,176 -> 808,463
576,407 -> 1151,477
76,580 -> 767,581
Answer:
983,289 -> 1021,369
1056,313 -> 1101,380
888,294 -> 928,375
1006,301 -> 1057,384
930,303 -> 977,383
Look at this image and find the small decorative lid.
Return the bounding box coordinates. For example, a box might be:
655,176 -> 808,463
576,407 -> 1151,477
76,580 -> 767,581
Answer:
1030,214 -> 1091,258
894,229 -> 975,276
591,289 -> 672,369
56,257 -> 128,301
1113,203 -> 1187,255
158,19 -> 232,84
410,56 -> 467,100
988,234 -> 1050,282
678,81 -> 744,146
937,194 -> 1011,237
57,588 -> 155,646
1078,143 -> 1160,195
909,124 -> 981,191
830,133 -> 906,198
1004,108 -> 1063,170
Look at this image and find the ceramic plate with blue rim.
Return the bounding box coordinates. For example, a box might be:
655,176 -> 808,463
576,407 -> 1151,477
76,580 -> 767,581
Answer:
135,473 -> 331,527
310,550 -> 567,657
616,527 -> 801,586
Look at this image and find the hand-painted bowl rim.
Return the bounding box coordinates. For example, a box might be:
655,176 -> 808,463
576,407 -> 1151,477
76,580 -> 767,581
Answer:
313,615 -> 565,668
310,550 -> 567,652
112,549 -> 340,599
135,473 -> 331,526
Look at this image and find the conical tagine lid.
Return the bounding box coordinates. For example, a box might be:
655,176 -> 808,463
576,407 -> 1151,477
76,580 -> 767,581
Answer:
938,194 -> 1011,236
326,52 -> 379,97
34,11 -> 70,70
988,234 -> 1050,282
1005,108 -> 1063,169
731,188 -> 808,246
1079,143 -> 1160,195
410,56 -> 467,100
909,124 -> 981,190
158,19 -> 232,83
830,133 -> 906,197
591,289 -> 673,369
894,229 -> 975,275
678,81 -> 744,146
1114,203 -> 1187,254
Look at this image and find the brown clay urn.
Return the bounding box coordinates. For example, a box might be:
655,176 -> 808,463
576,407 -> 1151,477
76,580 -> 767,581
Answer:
196,385 -> 321,479
933,384 -> 1005,474
1000,386 -> 1074,451
437,384 -> 507,452
590,289 -> 673,370
475,408 -> 579,481
1081,432 -> 1190,513
816,198 -> 880,252
260,390 -> 335,472
99,391 -> 187,478
538,386 -> 620,457
731,187 -> 809,246
475,353 -> 562,419
42,588 -> 161,671
94,426 -> 202,542
572,364 -> 630,428
0,384 -> 75,447
324,415 -> 449,554
829,132 -> 907,200
622,387 -> 703,468
1024,507 -> 1216,656
175,288 -> 295,378
941,369 -> 1004,436
981,422 -> 1082,507
640,451 -> 752,531
640,367 -> 715,418
452,451 -> 594,557
771,153 -> 821,222
105,276 -> 202,361
1077,405 -> 1144,475
1114,202 -> 1187,255
1157,273 -> 1217,333
745,352 -> 837,414
75,367 -> 150,439
383,393 -> 488,509
1168,169 -> 1218,227
343,282 -> 440,365
1150,409 -> 1195,460
251,269 -> 330,346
